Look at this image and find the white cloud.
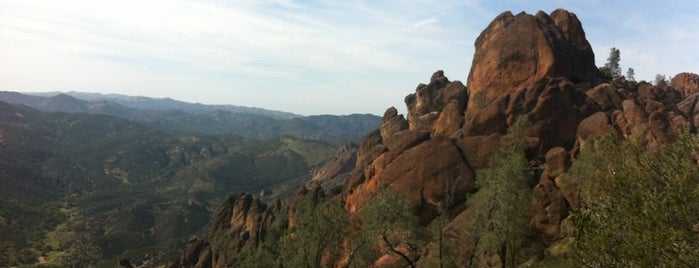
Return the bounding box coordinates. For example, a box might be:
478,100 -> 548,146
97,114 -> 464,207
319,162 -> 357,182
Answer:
413,18 -> 440,28
3,0 -> 698,114
0,0 -> 479,114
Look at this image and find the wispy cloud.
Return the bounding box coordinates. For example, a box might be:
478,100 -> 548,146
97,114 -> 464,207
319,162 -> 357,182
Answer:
1,0 -> 698,114
0,0 -> 480,114
413,18 -> 439,28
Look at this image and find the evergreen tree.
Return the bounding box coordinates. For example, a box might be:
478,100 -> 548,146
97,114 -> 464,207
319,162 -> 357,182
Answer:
604,47 -> 621,79
626,67 -> 635,82
655,74 -> 669,86
358,186 -> 424,268
460,116 -> 534,267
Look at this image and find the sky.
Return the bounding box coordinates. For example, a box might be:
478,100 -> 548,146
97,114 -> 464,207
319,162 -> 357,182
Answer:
1,0 -> 698,115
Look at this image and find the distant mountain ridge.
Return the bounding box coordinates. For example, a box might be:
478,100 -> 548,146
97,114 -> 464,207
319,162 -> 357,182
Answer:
29,91 -> 301,119
0,91 -> 381,143
0,99 -> 342,266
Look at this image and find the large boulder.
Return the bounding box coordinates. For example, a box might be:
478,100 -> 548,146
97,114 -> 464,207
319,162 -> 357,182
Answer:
432,100 -> 464,137
671,72 -> 699,97
345,136 -> 475,223
576,111 -> 616,144
466,9 -> 598,119
585,83 -> 623,112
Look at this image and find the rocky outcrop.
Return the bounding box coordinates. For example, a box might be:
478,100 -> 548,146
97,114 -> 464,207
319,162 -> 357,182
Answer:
586,83 -> 624,112
309,143 -> 358,194
171,7 -> 699,268
465,77 -> 595,153
380,107 -> 409,141
171,238 -> 212,268
677,92 -> 699,129
405,70 -> 468,133
345,72 -> 473,223
577,111 -> 615,146
206,194 -> 282,267
349,135 -> 474,220
466,9 -> 599,119
671,72 -> 699,97
530,147 -> 573,244
171,186 -> 328,268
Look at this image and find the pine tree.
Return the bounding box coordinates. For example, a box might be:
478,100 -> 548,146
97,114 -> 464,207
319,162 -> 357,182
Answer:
460,116 -> 534,267
655,74 -> 669,86
358,186 -> 424,268
626,68 -> 635,82
604,47 -> 621,79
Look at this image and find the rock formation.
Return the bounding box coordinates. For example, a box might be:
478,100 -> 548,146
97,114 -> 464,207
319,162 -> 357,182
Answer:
308,143 -> 358,194
172,238 -> 212,268
405,70 -> 468,132
345,70 -> 474,224
171,8 -> 699,268
671,72 -> 699,97
171,194 -> 284,268
465,9 -> 599,120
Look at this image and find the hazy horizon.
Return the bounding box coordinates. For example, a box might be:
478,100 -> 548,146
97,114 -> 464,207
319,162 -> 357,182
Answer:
2,0 -> 698,115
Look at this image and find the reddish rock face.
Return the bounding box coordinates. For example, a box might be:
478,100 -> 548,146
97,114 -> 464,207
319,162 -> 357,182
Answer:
344,71 -> 475,224
671,72 -> 699,97
466,77 -> 595,154
466,9 -> 598,119
345,136 -> 474,223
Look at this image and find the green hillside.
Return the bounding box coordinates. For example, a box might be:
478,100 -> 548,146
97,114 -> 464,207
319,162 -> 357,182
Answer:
0,101 -> 339,267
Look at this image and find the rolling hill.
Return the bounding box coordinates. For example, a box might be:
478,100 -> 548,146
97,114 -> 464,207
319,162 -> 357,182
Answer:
0,100 -> 350,267
0,91 -> 380,144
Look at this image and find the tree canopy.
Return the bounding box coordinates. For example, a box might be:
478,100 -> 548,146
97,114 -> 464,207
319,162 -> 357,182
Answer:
571,131 -> 699,267
604,47 -> 621,79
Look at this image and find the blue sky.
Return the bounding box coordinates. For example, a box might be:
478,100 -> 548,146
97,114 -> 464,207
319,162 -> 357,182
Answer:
1,0 -> 698,115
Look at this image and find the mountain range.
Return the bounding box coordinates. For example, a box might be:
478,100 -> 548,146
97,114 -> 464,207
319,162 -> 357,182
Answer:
0,91 -> 375,266
0,91 -> 380,143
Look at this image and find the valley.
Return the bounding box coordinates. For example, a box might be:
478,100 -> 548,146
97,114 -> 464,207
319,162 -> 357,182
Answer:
0,97 -> 378,267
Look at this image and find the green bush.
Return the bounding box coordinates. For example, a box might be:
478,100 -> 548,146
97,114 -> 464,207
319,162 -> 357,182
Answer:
571,130 -> 699,266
